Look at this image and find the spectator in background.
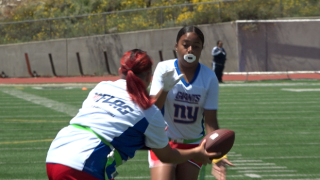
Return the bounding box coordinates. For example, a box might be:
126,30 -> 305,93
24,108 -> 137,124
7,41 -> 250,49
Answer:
212,40 -> 227,83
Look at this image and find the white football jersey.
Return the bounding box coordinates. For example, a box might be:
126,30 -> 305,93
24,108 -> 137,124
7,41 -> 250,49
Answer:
150,59 -> 219,143
46,79 -> 168,179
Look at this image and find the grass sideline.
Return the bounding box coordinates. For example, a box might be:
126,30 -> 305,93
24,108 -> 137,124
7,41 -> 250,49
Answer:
0,80 -> 320,179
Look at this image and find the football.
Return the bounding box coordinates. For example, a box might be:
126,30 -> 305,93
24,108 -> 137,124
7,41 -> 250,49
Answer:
203,129 -> 235,159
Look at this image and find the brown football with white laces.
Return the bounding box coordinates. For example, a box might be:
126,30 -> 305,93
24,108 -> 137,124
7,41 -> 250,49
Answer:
203,129 -> 235,159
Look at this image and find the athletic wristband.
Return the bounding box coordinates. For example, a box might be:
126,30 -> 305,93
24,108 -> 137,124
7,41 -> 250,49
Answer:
212,154 -> 227,164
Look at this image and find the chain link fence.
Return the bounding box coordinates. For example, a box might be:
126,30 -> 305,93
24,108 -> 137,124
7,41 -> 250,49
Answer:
1,0 -> 319,44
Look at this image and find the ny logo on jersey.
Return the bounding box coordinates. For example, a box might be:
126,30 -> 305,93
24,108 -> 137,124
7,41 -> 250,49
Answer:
173,104 -> 199,124
94,93 -> 134,115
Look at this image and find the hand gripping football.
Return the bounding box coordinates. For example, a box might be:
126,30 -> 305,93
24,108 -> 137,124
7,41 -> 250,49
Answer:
203,129 -> 235,159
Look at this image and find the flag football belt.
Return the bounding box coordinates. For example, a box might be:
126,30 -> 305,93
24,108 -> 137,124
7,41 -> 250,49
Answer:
168,136 -> 204,144
71,124 -> 122,180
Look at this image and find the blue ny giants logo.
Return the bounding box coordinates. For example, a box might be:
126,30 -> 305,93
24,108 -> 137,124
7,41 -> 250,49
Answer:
173,92 -> 201,124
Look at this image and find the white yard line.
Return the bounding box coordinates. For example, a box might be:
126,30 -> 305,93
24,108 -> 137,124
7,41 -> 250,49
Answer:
259,156 -> 320,159
231,166 -> 288,170
220,83 -> 320,87
234,163 -> 276,166
231,160 -> 262,162
222,116 -> 319,120
0,89 -> 79,117
220,101 -> 320,105
0,83 -> 97,87
263,179 -> 320,180
245,174 -> 262,178
218,110 -> 319,114
234,142 -> 320,146
0,115 -> 71,118
263,174 -> 320,177
282,88 -> 320,92
238,170 -> 297,173
0,147 -> 48,150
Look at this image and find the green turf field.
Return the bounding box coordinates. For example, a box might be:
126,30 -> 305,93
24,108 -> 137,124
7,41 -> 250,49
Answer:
1,80 -> 320,180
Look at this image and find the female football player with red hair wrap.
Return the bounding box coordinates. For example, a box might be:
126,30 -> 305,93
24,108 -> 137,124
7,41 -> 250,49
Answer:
46,49 -> 219,180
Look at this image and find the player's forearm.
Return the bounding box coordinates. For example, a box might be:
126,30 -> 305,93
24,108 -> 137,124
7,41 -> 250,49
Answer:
153,89 -> 168,110
159,148 -> 197,164
204,111 -> 219,133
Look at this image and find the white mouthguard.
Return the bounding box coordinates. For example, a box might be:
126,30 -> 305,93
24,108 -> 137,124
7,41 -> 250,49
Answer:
184,54 -> 196,63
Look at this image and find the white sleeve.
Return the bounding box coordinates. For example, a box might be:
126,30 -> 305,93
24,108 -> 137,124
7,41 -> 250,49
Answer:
144,107 -> 169,149
203,77 -> 219,110
212,47 -> 221,56
150,63 -> 165,96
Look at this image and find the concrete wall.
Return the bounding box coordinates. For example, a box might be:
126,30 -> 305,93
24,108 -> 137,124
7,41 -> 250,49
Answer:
237,20 -> 320,72
0,39 -> 68,77
3,20 -> 319,78
0,22 -> 238,78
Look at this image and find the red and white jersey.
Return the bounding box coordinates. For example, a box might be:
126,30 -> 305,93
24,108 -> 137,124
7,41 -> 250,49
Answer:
150,59 -> 219,143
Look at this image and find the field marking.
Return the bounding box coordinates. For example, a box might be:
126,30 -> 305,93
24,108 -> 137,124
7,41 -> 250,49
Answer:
32,87 -> 77,90
245,174 -> 262,178
0,179 -> 48,180
0,147 -> 48,150
0,83 -> 97,87
263,179 -> 320,180
220,117 -> 319,121
0,100 -> 83,103
282,88 -> 320,92
234,142 -> 320,146
0,106 -> 42,108
218,110 -> 319,114
259,156 -> 320,159
231,160 -> 262,162
234,163 -> 276,166
221,116 -> 319,120
0,89 -> 79,116
1,119 -> 68,123
219,105 -> 320,110
220,83 -> 320,87
0,161 -> 44,164
0,115 -> 71,118
231,166 -> 287,170
263,174 -> 320,177
245,173 -> 320,178
0,139 -> 53,145
238,170 -> 297,173
220,101 -> 320,105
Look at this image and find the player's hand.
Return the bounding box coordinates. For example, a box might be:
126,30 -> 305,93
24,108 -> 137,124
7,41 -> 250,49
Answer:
211,158 -> 234,180
193,139 -> 220,165
161,68 -> 184,92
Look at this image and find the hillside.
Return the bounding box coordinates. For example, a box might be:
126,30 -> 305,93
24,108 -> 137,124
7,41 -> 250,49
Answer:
1,0 -> 320,44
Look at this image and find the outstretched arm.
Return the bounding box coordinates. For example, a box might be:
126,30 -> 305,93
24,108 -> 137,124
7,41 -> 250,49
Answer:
151,139 -> 220,165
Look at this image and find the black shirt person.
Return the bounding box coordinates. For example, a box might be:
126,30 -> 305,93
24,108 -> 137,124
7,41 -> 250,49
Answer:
211,40 -> 227,83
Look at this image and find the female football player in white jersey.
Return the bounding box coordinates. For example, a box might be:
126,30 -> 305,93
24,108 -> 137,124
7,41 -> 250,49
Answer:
46,49 -> 219,180
148,26 -> 234,180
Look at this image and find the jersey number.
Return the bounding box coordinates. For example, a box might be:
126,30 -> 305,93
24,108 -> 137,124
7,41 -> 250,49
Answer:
173,104 -> 199,124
